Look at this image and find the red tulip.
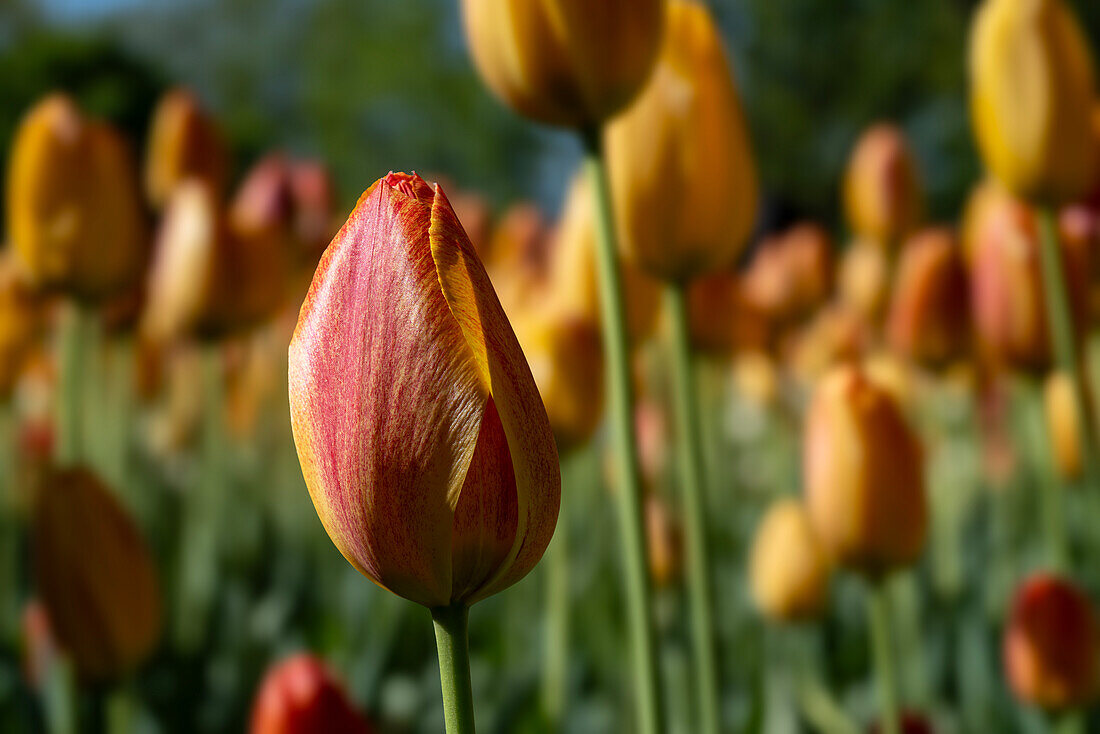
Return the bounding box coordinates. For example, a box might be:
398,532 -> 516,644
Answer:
289,173 -> 560,608
250,654 -> 374,734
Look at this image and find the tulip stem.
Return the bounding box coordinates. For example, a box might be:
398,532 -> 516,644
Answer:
665,282 -> 722,734
58,302 -> 91,466
1036,208 -> 1100,497
581,126 -> 665,734
432,603 -> 477,734
542,453 -> 574,725
1023,379 -> 1068,572
868,581 -> 900,734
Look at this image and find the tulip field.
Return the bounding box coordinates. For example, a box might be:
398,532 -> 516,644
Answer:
6,0 -> 1100,733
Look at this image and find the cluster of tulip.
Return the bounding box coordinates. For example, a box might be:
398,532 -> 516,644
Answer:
4,0 -> 1100,732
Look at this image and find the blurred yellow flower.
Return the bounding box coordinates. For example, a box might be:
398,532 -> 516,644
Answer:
749,498 -> 831,622
843,124 -> 923,246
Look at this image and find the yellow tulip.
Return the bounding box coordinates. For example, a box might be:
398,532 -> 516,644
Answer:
460,0 -> 665,127
145,88 -> 230,208
837,238 -> 890,322
289,173 -> 560,608
7,94 -> 149,303
607,0 -> 758,282
1044,371 -> 1083,481
843,124 -> 923,246
0,251 -> 42,399
969,0 -> 1097,204
749,499 -> 831,622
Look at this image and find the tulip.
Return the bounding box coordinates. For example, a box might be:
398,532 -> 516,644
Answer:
549,173 -> 661,343
607,0 -> 758,282
1004,573 -> 1100,710
145,88 -> 229,208
288,159 -> 339,264
142,180 -> 288,342
863,352 -> 916,414
0,252 -> 43,399
803,365 -> 926,578
511,309 -> 604,453
251,654 -> 374,734
787,304 -> 872,387
748,499 -> 830,622
886,227 -> 970,368
6,94 -> 149,303
685,270 -> 746,353
732,351 -> 779,407
1045,371 -> 1083,481
741,223 -> 834,326
843,124 -> 923,247
645,494 -> 683,588
230,154 -> 296,245
461,0 -> 665,128
289,172 -> 560,607
32,467 -> 162,681
838,238 -> 891,323
969,0 -> 1097,205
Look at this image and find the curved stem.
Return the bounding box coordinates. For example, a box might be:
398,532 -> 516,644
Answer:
432,603 -> 477,734
581,126 -> 664,734
665,283 -> 721,734
868,582 -> 900,734
1037,208 -> 1100,496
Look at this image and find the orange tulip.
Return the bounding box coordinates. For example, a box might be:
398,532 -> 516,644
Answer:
145,88 -> 229,208
749,499 -> 831,622
607,0 -> 758,282
0,252 -> 42,399
32,467 -> 162,681
843,124 -> 923,246
1045,371 -> 1083,481
251,654 -> 374,734
289,173 -> 560,608
886,227 -> 971,368
1004,573 -> 1100,710
741,223 -> 834,326
461,0 -> 665,127
803,365 -> 926,578
838,238 -> 891,323
7,94 -> 148,302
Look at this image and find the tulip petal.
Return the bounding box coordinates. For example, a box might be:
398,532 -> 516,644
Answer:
429,184 -> 560,603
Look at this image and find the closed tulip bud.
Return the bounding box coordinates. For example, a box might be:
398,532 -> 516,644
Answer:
0,252 -> 43,399
549,173 -> 661,342
969,0 -> 1097,205
512,309 -> 604,452
965,181 -> 1088,372
251,654 -> 374,734
32,467 -> 162,681
230,154 -> 295,244
803,365 -> 927,578
645,494 -> 682,588
289,173 -> 560,608
461,0 -> 664,128
886,227 -> 971,368
838,238 -> 890,322
607,0 -> 758,282
749,499 -> 831,622
742,223 -> 834,325
1004,573 -> 1100,710
1045,371 -> 1083,481
143,180 -> 287,342
145,88 -> 229,208
843,124 -> 923,246
7,94 -> 149,302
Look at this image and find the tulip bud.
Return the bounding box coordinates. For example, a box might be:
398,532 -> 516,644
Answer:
965,181 -> 1088,372
732,351 -> 779,407
251,654 -> 374,734
145,88 -> 229,208
1004,573 -> 1100,710
32,467 -> 162,681
1045,371 -> 1083,481
511,309 -> 604,453
143,180 -> 287,342
742,223 -> 834,326
461,0 -> 664,128
289,173 -> 560,607
230,154 -> 295,244
969,0 -> 1097,205
549,173 -> 661,342
0,252 -> 42,399
686,271 -> 752,354
843,124 -> 923,246
607,0 -> 758,282
749,499 -> 831,622
838,238 -> 890,322
803,365 -> 927,578
886,227 -> 970,368
646,494 -> 683,588
7,94 -> 149,303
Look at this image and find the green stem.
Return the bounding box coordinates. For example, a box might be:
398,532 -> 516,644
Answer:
541,455 -> 572,725
1037,208 -> 1100,495
868,581 -> 900,734
105,683 -> 136,734
42,657 -> 77,734
1023,379 -> 1068,572
665,283 -> 721,734
581,126 -> 664,734
431,603 -> 477,734
57,302 -> 91,466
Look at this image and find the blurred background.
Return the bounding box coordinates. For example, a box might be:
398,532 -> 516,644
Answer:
3,1 -> 1100,733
